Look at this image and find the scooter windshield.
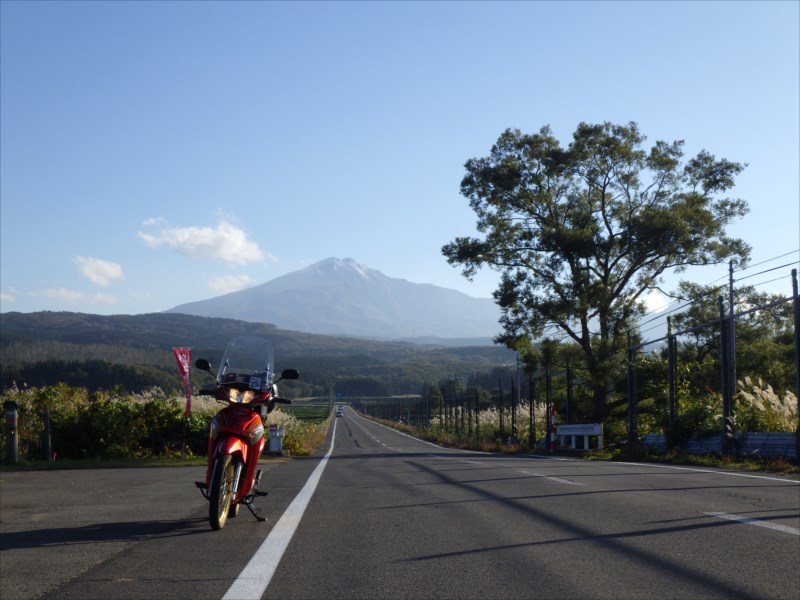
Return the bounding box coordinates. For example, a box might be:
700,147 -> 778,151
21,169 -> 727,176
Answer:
217,335 -> 275,393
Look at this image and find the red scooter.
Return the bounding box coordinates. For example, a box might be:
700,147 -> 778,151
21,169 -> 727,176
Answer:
194,335 -> 298,530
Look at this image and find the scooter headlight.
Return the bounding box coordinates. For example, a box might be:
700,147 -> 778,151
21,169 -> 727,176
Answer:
228,388 -> 255,404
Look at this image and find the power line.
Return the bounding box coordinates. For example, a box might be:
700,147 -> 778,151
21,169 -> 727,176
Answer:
734,248 -> 800,273
638,283 -> 726,327
738,274 -> 794,292
636,250 -> 799,325
526,249 -> 800,349
735,261 -> 799,283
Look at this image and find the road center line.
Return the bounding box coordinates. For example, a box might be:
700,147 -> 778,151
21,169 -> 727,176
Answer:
705,512 -> 800,536
222,419 -> 337,600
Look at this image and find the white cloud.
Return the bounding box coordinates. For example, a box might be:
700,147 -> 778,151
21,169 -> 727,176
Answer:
91,293 -> 119,304
641,289 -> 670,314
208,274 -> 255,293
141,216 -> 167,227
42,288 -> 85,302
138,220 -> 272,266
0,291 -> 16,303
74,256 -> 124,287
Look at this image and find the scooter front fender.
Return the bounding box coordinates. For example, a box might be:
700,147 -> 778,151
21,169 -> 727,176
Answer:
206,436 -> 249,487
215,435 -> 249,461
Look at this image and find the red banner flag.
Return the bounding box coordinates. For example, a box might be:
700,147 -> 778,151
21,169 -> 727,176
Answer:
173,347 -> 192,417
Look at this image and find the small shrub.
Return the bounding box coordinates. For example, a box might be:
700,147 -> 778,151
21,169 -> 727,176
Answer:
0,384 -> 207,460
736,376 -> 798,432
265,408 -> 328,456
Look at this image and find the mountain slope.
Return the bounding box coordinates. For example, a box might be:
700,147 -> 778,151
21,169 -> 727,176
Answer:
0,311 -> 517,395
166,258 -> 500,339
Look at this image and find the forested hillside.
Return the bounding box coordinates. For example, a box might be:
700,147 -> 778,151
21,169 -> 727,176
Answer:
0,312 -> 515,397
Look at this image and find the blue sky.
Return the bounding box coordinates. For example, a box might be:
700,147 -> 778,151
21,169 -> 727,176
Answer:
1,0 -> 798,321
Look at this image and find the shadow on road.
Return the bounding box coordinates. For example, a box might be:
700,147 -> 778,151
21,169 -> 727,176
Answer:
0,518 -> 207,551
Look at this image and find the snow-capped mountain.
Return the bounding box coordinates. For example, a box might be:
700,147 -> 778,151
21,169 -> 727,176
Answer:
166,258 -> 500,340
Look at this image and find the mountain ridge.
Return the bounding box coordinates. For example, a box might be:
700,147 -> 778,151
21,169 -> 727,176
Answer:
166,257 -> 500,341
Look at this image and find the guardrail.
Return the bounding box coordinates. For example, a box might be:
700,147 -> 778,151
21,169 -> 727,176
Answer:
641,432 -> 797,459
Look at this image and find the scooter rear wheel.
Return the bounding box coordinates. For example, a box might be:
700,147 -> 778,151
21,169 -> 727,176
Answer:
209,454 -> 235,530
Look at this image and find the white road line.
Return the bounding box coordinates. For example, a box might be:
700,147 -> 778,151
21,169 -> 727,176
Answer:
614,461 -> 800,484
705,512 -> 800,536
352,411 -> 798,485
519,469 -> 584,485
222,419 -> 337,600
354,411 -> 490,454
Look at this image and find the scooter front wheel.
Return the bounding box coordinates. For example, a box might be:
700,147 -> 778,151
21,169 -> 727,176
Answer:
209,454 -> 236,530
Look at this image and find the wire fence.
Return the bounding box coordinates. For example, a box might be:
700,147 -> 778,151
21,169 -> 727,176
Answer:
348,267 -> 800,459
626,268 -> 800,458
349,396 -> 428,427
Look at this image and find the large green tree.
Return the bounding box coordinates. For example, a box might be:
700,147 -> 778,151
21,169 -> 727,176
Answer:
670,281 -> 796,394
443,121 -> 750,420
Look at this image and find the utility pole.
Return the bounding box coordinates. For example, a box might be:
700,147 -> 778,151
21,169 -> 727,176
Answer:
729,261 -> 737,408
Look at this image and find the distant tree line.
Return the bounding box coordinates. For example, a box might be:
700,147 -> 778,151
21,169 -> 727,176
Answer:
0,312 -> 518,400
0,360 -> 182,395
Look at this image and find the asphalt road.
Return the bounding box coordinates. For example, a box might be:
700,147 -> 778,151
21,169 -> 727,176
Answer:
1,406 -> 798,600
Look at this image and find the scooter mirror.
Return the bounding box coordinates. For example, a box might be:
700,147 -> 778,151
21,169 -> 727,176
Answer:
278,368 -> 299,381
195,358 -> 213,372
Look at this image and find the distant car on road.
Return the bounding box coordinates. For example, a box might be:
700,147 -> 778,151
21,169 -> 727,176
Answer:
335,409 -> 343,417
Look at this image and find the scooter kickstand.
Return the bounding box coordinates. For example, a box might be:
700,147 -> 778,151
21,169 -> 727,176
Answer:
244,502 -> 267,522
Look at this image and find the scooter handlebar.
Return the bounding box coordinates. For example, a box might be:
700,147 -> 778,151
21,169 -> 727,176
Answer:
273,398 -> 291,405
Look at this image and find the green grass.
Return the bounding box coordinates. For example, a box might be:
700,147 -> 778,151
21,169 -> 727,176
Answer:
280,404 -> 330,423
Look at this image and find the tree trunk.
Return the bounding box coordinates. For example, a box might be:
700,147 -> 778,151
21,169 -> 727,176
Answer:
592,384 -> 608,422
